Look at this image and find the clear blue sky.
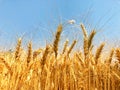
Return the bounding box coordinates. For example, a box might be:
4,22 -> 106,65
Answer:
0,0 -> 120,49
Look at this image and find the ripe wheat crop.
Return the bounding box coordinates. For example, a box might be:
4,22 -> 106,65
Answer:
0,23 -> 120,90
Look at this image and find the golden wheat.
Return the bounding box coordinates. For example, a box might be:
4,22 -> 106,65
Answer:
0,23 -> 119,90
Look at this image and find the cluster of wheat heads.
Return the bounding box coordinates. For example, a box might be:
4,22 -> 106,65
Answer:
0,23 -> 120,90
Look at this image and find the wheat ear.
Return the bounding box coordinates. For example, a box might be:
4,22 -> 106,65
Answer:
67,40 -> 77,55
53,24 -> 63,58
95,43 -> 105,64
33,48 -> 42,59
27,42 -> 33,66
80,24 -> 88,59
116,48 -> 120,63
41,45 -> 49,69
88,30 -> 96,49
62,39 -> 69,54
0,57 -> 12,75
107,48 -> 114,64
15,38 -> 22,61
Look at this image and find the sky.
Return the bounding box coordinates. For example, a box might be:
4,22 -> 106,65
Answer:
0,0 -> 120,49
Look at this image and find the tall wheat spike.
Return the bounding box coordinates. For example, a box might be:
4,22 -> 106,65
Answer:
88,30 -> 96,49
80,23 -> 88,38
80,23 -> 89,59
15,38 -> 22,61
27,42 -> 32,66
53,24 -> 63,58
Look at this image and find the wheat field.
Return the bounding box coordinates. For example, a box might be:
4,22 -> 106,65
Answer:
0,23 -> 120,90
